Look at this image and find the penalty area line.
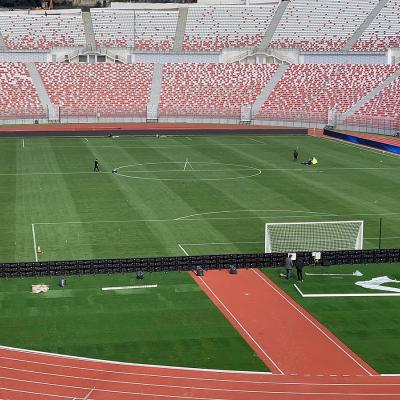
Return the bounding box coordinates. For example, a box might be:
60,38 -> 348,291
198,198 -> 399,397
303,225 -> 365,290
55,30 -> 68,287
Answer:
293,284 -> 400,298
32,223 -> 38,262
178,244 -> 189,256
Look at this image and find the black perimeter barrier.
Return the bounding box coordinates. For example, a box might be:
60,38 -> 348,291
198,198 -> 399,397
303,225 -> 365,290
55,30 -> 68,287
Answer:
1,249 -> 399,278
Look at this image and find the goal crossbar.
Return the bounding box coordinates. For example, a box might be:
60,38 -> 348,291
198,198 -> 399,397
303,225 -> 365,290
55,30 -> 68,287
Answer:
265,220 -> 364,253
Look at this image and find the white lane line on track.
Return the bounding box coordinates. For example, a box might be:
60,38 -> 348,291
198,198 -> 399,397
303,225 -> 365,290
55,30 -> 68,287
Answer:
196,276 -> 284,375
1,378 -> 400,398
1,356 -> 400,386
0,385 -> 227,400
252,269 -> 375,377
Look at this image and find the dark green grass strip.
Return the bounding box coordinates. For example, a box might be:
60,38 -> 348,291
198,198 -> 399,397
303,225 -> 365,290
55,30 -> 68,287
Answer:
262,263 -> 400,373
0,272 -> 268,372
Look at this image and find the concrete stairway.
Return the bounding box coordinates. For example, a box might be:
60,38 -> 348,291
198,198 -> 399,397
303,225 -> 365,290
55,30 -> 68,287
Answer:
252,64 -> 289,116
26,63 -> 58,120
173,6 -> 188,52
82,12 -> 96,51
258,0 -> 290,51
342,0 -> 390,51
0,31 -> 5,48
342,69 -> 400,117
147,63 -> 164,120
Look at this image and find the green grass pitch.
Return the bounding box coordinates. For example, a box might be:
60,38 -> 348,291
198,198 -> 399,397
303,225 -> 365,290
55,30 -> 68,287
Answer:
0,132 -> 399,371
263,263 -> 400,373
0,272 -> 267,371
0,134 -> 399,262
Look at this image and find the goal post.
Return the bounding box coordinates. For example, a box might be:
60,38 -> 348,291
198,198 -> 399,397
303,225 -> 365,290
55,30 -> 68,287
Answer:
265,220 -> 364,253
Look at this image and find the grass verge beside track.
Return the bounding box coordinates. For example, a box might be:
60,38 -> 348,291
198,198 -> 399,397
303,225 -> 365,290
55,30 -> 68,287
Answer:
262,263 -> 400,373
0,272 -> 268,371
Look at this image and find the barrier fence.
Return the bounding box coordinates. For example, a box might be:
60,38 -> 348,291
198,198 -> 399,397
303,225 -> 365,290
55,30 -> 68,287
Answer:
1,248 -> 399,278
1,107 -> 399,137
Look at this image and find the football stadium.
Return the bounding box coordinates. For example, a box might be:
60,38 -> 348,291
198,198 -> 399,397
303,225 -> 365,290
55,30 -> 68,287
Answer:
0,0 -> 399,399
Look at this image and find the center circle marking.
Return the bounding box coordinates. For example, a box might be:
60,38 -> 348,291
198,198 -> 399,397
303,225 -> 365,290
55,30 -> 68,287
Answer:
114,162 -> 261,181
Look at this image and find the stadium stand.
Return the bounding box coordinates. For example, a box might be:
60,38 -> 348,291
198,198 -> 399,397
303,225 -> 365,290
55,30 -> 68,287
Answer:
91,9 -> 178,50
269,0 -> 378,51
0,62 -> 44,118
353,74 -> 400,119
0,12 -> 86,50
255,64 -> 338,121
182,5 -> 278,51
308,64 -> 399,114
352,0 -> 400,52
255,64 -> 400,121
159,63 -> 279,118
36,63 -> 154,117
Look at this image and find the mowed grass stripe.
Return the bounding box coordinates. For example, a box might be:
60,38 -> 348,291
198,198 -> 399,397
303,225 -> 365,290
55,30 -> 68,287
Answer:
0,272 -> 268,371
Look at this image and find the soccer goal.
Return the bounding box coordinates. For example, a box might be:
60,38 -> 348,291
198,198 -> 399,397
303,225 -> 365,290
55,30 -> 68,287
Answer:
265,221 -> 364,253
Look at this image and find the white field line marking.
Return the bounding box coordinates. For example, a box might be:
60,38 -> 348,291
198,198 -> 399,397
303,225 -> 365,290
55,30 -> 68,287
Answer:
0,166 -> 397,177
178,244 -> 189,256
175,209 -> 334,221
252,269 -> 374,376
319,135 -> 400,159
181,241 -> 263,246
305,273 -> 360,276
293,284 -> 400,298
32,223 -> 38,262
31,209 -> 400,226
197,276 -> 284,375
0,171 -> 113,176
82,387 -> 95,400
248,137 -> 266,144
102,285 -> 157,291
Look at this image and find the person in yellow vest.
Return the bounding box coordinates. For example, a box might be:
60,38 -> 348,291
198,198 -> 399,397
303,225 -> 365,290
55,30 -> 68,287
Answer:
302,157 -> 318,166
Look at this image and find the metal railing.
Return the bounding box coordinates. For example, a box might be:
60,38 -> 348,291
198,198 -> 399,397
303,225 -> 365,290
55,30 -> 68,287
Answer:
0,106 -> 399,138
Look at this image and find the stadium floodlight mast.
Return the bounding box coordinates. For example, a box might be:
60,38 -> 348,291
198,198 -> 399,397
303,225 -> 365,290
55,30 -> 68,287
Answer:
265,220 -> 364,253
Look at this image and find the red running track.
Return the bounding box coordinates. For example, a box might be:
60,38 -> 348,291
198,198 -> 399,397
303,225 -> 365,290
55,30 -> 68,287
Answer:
192,269 -> 376,377
0,269 -> 400,400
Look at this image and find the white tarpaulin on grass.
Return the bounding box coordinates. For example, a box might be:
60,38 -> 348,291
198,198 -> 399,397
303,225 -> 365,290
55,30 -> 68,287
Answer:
355,276 -> 400,293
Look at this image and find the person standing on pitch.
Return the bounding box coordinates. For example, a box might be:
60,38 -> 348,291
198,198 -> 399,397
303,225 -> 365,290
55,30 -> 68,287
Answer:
285,254 -> 293,279
94,158 -> 100,172
296,255 -> 305,282
293,148 -> 298,161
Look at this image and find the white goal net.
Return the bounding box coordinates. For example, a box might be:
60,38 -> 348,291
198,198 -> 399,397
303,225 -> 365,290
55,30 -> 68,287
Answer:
265,221 -> 364,253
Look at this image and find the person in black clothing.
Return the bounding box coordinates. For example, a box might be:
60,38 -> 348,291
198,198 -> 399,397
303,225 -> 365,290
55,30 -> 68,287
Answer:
94,159 -> 100,172
296,255 -> 305,281
293,148 -> 298,161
